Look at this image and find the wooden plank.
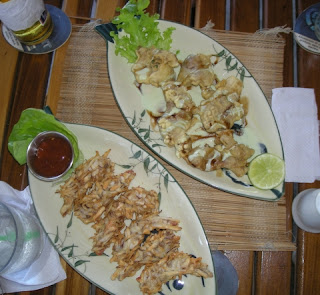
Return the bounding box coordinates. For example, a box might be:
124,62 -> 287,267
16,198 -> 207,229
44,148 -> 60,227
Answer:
230,0 -> 259,32
54,259 -> 90,295
146,0 -> 161,14
224,251 -> 254,295
262,0 -> 295,293
95,288 -> 111,295
161,0 -> 193,25
263,0 -> 294,87
95,0 -> 119,21
261,0 -> 294,294
18,287 -> 53,295
296,231 -> 320,295
194,0 -> 226,29
0,53 -> 53,190
297,41 -> 320,103
0,33 -> 18,159
255,252 -> 292,295
62,0 -> 94,24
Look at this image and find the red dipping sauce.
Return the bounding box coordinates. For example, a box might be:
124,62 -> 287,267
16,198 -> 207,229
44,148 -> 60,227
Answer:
27,132 -> 74,180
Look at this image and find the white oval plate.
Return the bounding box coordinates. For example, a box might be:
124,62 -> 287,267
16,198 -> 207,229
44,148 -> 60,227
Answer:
29,123 -> 216,295
106,20 -> 285,201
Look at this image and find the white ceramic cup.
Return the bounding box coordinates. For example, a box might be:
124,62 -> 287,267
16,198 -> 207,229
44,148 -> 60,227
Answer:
292,189 -> 320,233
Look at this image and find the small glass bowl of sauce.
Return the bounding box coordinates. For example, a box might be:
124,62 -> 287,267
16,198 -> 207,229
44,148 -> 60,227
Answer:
27,131 -> 74,181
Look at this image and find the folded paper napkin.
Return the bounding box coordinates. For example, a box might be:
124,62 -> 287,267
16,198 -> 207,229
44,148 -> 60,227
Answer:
0,181 -> 66,293
272,88 -> 320,182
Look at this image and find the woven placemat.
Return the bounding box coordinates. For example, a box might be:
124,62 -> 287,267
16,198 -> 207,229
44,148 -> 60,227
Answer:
54,23 -> 295,251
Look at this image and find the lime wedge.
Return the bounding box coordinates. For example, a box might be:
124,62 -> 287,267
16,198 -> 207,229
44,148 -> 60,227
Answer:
248,153 -> 285,190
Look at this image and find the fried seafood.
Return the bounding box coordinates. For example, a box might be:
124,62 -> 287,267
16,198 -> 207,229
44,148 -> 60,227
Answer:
111,230 -> 180,281
74,170 -> 136,224
215,75 -> 243,96
91,212 -> 125,255
57,150 -> 115,217
57,148 -> 213,294
198,77 -> 246,133
111,215 -> 181,265
157,109 -> 193,159
177,53 -> 216,89
131,48 -> 255,178
162,82 -> 195,112
91,186 -> 159,255
132,47 -> 179,87
212,143 -> 255,177
137,251 -> 213,295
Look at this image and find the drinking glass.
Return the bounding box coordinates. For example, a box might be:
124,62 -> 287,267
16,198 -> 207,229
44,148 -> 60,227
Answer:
0,202 -> 45,275
0,0 -> 53,45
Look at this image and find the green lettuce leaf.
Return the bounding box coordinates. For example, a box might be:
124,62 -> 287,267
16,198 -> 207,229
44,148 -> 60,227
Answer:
8,108 -> 81,166
111,0 -> 175,63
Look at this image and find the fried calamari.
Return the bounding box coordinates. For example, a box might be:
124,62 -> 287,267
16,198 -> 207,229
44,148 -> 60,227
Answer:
57,150 -> 213,294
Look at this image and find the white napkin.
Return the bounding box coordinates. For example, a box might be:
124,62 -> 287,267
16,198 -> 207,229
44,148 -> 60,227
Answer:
0,181 -> 66,293
272,87 -> 320,182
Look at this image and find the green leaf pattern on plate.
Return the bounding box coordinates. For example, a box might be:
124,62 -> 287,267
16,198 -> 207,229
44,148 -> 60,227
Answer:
213,45 -> 252,82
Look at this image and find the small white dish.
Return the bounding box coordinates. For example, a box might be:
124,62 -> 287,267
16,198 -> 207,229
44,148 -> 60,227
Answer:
292,189 -> 320,233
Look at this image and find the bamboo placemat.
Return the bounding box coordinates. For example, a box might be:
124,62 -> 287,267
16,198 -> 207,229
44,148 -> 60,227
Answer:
53,23 -> 295,251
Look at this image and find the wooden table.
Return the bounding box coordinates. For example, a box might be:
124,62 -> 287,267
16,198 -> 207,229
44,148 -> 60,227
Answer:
1,0 -> 320,294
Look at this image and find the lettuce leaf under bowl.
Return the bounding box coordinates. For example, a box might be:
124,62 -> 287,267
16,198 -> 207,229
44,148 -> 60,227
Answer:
110,0 -> 175,63
8,108 -> 81,166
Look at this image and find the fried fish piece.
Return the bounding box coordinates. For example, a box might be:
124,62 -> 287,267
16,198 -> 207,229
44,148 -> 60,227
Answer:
199,90 -> 245,133
132,47 -> 179,87
177,53 -> 216,89
91,186 -> 160,255
111,215 -> 181,265
162,82 -> 195,112
111,186 -> 160,220
157,108 -> 193,158
187,143 -> 220,171
111,230 -> 180,281
74,170 -> 136,224
212,143 -> 255,177
137,251 -> 213,295
57,150 -> 115,217
91,212 -> 125,255
199,95 -> 233,132
215,75 -> 243,96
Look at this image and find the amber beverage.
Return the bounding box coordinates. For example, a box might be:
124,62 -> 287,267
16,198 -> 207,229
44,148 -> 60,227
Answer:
0,0 -> 54,45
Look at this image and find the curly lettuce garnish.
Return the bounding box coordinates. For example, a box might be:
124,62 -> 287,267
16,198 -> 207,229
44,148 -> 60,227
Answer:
111,0 -> 175,63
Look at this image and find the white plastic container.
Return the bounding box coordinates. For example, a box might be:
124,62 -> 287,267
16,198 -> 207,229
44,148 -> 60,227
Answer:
292,189 -> 320,233
0,202 -> 45,275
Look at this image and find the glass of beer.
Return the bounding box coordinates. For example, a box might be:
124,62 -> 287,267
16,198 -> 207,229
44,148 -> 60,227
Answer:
0,0 -> 54,45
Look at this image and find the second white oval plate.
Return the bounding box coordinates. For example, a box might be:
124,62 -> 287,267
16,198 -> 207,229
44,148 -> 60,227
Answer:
106,20 -> 285,201
29,123 -> 216,295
